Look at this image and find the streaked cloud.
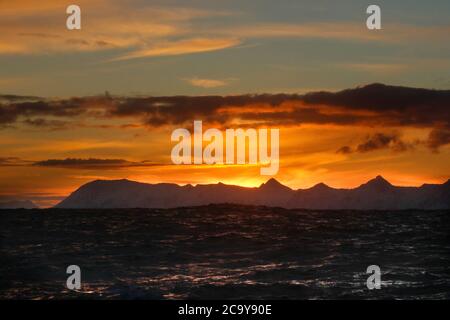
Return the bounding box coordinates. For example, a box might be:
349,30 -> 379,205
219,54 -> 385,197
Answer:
0,157 -> 32,166
210,22 -> 450,43
112,38 -> 241,61
182,77 -> 232,88
0,0 -> 232,57
214,22 -> 382,42
2,84 -> 449,130
2,1 -> 449,61
33,158 -> 166,169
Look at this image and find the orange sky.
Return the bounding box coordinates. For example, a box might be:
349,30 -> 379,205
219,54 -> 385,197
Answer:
1,111 -> 449,207
1,1 -> 449,207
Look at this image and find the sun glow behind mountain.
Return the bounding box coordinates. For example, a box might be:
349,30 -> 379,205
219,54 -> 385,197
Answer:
1,1 -> 449,207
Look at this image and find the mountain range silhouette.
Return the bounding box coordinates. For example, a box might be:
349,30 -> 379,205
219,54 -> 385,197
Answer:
56,176 -> 450,210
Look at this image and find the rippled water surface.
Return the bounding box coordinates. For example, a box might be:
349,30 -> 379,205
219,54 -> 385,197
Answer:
1,205 -> 449,299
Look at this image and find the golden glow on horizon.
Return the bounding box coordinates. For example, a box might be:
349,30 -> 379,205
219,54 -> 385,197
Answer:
1,1 -> 449,208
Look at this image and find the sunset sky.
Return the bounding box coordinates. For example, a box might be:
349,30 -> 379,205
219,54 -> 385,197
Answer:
1,0 -> 449,207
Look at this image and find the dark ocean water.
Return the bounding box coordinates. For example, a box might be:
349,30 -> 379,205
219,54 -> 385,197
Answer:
1,205 -> 449,299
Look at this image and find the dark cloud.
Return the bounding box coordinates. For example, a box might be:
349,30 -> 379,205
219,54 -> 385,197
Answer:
336,146 -> 352,154
302,83 -> 450,111
0,94 -> 42,102
32,158 -> 166,169
337,132 -> 416,154
301,83 -> 450,129
0,98 -> 90,125
108,94 -> 297,127
357,133 -> 399,153
1,84 -> 449,132
97,84 -> 450,129
0,107 -> 18,125
23,118 -> 69,129
0,157 -> 167,169
427,128 -> 450,152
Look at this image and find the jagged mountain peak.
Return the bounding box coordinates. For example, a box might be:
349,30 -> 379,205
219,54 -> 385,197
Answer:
308,182 -> 332,191
373,175 -> 391,184
259,178 -> 291,191
358,175 -> 393,191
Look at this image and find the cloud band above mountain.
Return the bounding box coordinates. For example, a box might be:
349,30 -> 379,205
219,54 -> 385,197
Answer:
1,84 -> 449,150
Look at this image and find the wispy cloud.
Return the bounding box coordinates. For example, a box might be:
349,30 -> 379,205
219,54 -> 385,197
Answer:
112,38 -> 241,61
214,22 -> 382,41
0,1 -> 232,57
182,77 -> 234,88
2,1 -> 449,60
208,22 -> 450,43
